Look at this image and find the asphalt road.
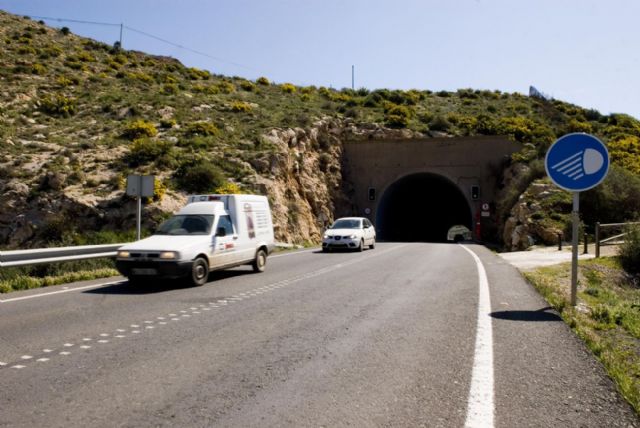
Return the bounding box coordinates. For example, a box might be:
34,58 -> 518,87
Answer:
0,243 -> 637,427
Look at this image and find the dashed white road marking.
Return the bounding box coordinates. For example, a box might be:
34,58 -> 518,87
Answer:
36,358 -> 49,362
460,245 -> 495,428
0,362 -> 7,367
82,338 -> 92,342
132,330 -> 142,333
97,340 -> 109,344
12,365 -> 26,369
63,343 -> 74,347
80,345 -> 91,349
20,355 -> 33,360
59,351 -> 71,356
116,329 -> 126,333
43,349 -> 53,353
99,333 -> 110,337
115,335 -> 126,338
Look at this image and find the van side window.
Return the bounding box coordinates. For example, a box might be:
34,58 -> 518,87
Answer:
217,215 -> 234,236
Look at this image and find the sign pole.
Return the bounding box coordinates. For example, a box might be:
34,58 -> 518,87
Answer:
136,176 -> 142,241
570,192 -> 579,306
544,133 -> 609,307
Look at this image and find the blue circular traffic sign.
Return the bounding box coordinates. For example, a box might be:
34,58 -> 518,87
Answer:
545,133 -> 609,192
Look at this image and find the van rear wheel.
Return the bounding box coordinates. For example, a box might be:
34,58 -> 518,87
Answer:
252,249 -> 267,273
190,257 -> 209,286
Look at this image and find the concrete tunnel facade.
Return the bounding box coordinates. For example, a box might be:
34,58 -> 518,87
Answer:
340,136 -> 520,242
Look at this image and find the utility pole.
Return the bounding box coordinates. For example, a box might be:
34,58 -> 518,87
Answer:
119,23 -> 123,48
352,65 -> 355,90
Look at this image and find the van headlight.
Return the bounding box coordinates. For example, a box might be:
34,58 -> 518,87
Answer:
117,250 -> 130,258
159,251 -> 178,260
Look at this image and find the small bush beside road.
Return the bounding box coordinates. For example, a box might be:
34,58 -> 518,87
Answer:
524,257 -> 640,414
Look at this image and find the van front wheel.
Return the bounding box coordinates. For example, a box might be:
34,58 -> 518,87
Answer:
252,249 -> 267,273
190,257 -> 209,286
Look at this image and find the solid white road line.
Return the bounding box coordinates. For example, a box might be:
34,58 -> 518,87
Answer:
460,245 -> 495,428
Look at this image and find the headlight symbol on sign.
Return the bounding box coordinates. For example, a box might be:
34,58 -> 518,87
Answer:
545,133 -> 609,192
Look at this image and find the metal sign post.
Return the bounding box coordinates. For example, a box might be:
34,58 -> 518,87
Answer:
126,175 -> 155,240
545,133 -> 609,306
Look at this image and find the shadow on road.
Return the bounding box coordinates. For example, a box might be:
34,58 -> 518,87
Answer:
84,269 -> 254,295
490,306 -> 562,322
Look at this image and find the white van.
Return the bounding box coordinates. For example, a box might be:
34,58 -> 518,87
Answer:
116,194 -> 275,286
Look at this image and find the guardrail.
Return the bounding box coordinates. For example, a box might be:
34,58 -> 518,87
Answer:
595,222 -> 640,258
0,244 -> 125,268
0,242 -> 300,268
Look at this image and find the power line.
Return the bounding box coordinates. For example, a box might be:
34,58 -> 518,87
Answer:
26,14 -> 255,71
28,15 -> 120,27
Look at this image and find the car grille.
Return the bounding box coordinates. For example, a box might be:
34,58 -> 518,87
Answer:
130,252 -> 161,259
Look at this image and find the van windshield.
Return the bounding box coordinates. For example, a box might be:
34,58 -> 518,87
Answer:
155,215 -> 214,236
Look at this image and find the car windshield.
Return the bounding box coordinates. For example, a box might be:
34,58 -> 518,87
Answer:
331,219 -> 361,229
155,215 -> 214,235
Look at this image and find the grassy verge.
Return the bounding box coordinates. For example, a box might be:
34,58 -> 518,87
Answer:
0,259 -> 119,293
524,257 -> 640,413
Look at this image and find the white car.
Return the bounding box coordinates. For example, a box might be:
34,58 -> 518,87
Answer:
322,217 -> 376,252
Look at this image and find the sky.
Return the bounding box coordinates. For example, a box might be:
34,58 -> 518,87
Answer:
1,0 -> 638,119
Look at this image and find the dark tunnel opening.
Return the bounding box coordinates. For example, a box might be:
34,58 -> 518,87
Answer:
376,173 -> 472,242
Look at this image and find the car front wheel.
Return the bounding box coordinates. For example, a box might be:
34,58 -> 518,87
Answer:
190,257 -> 209,286
369,238 -> 375,250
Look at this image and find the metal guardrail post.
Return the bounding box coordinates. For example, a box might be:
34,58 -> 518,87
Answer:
595,222 -> 600,258
557,233 -> 562,251
583,233 -> 588,254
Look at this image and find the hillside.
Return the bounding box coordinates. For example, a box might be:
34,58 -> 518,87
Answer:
1,10 -> 640,249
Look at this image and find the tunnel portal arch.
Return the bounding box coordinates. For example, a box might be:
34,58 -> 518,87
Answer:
376,173 -> 472,242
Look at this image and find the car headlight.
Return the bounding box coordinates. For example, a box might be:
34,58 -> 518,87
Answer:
159,251 -> 178,260
117,250 -> 130,258
349,234 -> 357,239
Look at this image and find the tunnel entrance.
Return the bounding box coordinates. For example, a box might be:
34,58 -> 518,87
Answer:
376,173 -> 472,242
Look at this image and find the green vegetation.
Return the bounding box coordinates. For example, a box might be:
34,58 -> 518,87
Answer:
525,258 -> 640,413
618,225 -> 640,276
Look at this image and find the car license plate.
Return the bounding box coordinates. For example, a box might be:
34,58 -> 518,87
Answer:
131,268 -> 157,275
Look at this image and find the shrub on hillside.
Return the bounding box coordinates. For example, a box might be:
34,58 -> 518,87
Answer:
186,67 -> 211,80
609,136 -> 640,175
231,101 -> 253,113
256,76 -> 270,85
125,138 -> 174,167
429,115 -> 451,132
240,81 -> 256,92
121,120 -> 158,140
384,104 -> 412,128
216,81 -> 235,94
280,83 -> 297,93
174,159 -> 226,193
214,182 -> 244,194
618,226 -> 640,276
38,94 -> 77,117
184,121 -> 220,137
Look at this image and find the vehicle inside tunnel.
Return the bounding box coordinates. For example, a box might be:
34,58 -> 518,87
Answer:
375,173 -> 472,242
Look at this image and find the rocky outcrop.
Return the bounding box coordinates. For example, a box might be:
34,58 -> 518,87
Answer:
503,181 -> 568,251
